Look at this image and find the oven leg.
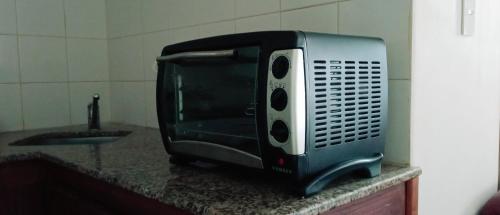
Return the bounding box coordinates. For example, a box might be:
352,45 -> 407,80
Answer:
299,153 -> 383,197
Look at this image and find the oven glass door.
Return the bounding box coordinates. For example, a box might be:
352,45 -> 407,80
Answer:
161,46 -> 261,158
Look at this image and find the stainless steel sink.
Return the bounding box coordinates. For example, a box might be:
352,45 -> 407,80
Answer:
9,130 -> 132,146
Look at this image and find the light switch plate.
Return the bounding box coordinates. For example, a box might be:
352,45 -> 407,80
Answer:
461,0 -> 475,36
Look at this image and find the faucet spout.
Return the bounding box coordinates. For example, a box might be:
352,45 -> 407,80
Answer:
88,94 -> 100,130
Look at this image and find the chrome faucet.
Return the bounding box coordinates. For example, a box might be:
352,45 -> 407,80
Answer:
87,94 -> 100,130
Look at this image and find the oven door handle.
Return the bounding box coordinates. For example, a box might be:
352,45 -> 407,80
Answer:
156,49 -> 236,62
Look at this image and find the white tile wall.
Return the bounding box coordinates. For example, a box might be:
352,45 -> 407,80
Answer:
193,0 -> 235,23
142,30 -> 170,81
0,35 -> 19,83
22,83 -> 70,129
0,84 -> 23,131
385,80 -> 411,164
145,81 -> 158,128
64,0 -> 107,38
281,4 -> 338,33
109,36 -> 144,81
0,0 -> 109,131
110,82 -> 146,126
167,0 -> 197,28
69,82 -> 111,124
170,26 -> 201,44
19,36 -> 68,82
67,39 -> 109,81
235,13 -> 280,33
235,0 -> 280,17
198,21 -> 235,38
0,0 -> 17,34
141,0 -> 170,33
106,0 -> 142,38
16,0 -> 66,36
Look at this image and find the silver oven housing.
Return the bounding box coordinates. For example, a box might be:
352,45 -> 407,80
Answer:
266,49 -> 306,155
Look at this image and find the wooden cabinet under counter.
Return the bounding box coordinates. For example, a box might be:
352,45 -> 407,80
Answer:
0,160 -> 189,215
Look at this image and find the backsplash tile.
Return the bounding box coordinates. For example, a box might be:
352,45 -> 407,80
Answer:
22,83 -> 70,129
141,0 -> 170,33
1,0 -> 108,131
281,3 -> 338,33
385,80 -> 411,164
235,0 -> 280,17
67,38 -> 109,82
235,13 -> 280,33
145,81 -> 158,128
0,84 -> 23,131
143,31 -> 171,80
110,82 -> 146,126
170,26 -> 201,44
0,0 -> 17,34
198,21 -> 235,38
19,36 -> 68,82
64,0 -> 107,39
142,30 -> 170,81
167,0 -> 197,28
193,0 -> 235,24
16,0 -> 66,36
109,36 -> 144,81
106,0 -> 142,38
0,35 -> 19,83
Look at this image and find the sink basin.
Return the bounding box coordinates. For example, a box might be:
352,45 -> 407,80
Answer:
9,130 -> 132,146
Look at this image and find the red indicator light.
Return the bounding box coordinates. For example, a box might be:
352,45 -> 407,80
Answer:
278,158 -> 285,166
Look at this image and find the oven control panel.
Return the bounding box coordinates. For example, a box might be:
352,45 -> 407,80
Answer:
266,49 -> 306,155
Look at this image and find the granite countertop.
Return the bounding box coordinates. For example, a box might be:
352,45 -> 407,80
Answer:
0,123 -> 421,215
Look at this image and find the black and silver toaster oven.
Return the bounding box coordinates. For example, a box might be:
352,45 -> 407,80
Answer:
156,31 -> 388,196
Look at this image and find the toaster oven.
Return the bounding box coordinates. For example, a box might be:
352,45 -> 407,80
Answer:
156,31 -> 388,196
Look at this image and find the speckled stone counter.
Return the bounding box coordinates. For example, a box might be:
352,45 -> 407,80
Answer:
0,124 -> 421,215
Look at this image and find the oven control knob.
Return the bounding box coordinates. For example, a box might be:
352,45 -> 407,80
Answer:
270,120 -> 289,143
272,56 -> 289,79
270,88 -> 287,111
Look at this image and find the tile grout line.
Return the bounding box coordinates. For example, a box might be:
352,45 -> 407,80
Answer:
104,0 -> 114,124
408,0 -> 413,81
0,32 -> 107,40
279,0 -> 282,29
13,0 -> 25,131
141,0 -> 147,127
233,0 -> 237,33
62,0 -> 73,126
337,1 -> 341,33
139,0 -> 145,83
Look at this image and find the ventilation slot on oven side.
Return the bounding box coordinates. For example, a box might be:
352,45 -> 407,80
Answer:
312,60 -> 382,148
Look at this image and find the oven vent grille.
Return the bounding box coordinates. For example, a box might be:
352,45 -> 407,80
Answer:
312,60 -> 382,148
